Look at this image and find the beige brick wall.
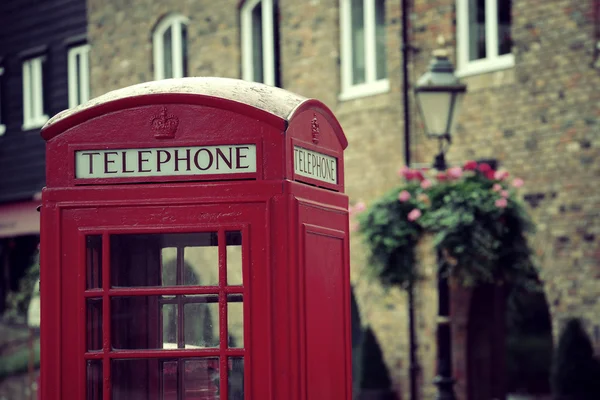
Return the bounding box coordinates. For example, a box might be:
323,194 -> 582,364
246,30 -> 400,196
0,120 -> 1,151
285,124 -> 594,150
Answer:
88,0 -> 600,398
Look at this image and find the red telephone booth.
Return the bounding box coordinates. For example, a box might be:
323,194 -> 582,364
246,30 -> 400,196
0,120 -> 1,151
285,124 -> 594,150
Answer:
39,78 -> 351,400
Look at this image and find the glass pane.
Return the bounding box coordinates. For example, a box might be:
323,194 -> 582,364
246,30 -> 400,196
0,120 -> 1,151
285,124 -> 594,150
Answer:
112,296 -> 161,349
415,92 -> 453,136
111,232 -> 218,287
112,359 -> 178,400
86,235 -> 102,289
226,231 -> 242,286
87,299 -> 102,351
375,0 -> 387,80
184,295 -> 219,348
182,24 -> 188,77
162,303 -> 178,347
228,295 -> 244,348
184,358 -> 220,399
251,3 -> 264,83
162,360 -> 178,400
163,26 -> 173,79
351,0 -> 366,84
228,358 -> 244,400
468,0 -> 486,60
498,0 -> 512,55
86,360 -> 103,400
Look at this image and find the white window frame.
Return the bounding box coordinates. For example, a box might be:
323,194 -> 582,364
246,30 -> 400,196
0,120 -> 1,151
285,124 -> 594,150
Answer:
241,0 -> 276,86
22,56 -> 48,131
456,0 -> 514,77
153,14 -> 188,80
68,44 -> 91,108
0,66 -> 5,136
340,0 -> 389,100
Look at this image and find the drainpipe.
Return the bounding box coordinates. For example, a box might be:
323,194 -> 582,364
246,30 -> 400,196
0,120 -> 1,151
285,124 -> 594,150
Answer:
401,0 -> 419,399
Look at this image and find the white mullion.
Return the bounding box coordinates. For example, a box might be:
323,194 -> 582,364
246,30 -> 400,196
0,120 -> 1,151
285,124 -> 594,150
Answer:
68,50 -> 78,108
22,61 -> 32,126
261,0 -> 275,86
34,58 -> 45,121
364,0 -> 376,83
340,0 -> 353,92
241,3 -> 254,82
485,0 -> 498,59
172,20 -> 183,78
456,0 -> 469,70
81,46 -> 90,103
153,29 -> 164,80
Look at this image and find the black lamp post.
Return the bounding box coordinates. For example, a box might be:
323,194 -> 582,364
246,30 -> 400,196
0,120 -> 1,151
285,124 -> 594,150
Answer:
414,49 -> 466,400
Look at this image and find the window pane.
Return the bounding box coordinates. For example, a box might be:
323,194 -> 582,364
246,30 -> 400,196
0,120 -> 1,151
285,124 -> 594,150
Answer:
87,299 -> 102,351
228,294 -> 244,348
184,296 -> 219,348
228,358 -> 244,400
110,232 -> 218,287
162,303 -> 178,347
351,0 -> 366,84
86,360 -> 103,400
75,53 -> 82,105
182,24 -> 188,77
251,3 -> 264,83
86,235 -> 102,289
468,0 -> 486,60
375,0 -> 387,80
498,0 -> 512,55
162,360 -> 178,399
112,296 -> 161,349
184,358 -> 220,398
226,231 -> 242,286
163,26 -> 173,79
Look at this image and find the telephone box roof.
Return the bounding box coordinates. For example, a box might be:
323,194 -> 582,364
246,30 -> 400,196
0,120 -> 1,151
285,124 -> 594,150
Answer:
42,77 -> 347,148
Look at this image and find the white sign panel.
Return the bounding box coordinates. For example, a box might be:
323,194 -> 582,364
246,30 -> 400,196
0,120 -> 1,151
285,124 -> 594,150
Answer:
293,146 -> 337,185
75,144 -> 256,179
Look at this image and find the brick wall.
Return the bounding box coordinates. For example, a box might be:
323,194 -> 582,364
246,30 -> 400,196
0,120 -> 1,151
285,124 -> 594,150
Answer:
88,0 -> 600,399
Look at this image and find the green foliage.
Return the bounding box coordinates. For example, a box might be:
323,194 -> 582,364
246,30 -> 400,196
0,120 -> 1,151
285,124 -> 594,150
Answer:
551,319 -> 600,400
0,338 -> 40,379
359,327 -> 392,390
4,252 -> 39,322
355,166 -> 539,290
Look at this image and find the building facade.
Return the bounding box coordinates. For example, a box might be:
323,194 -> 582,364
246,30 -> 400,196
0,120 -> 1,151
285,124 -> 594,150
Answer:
83,0 -> 600,399
0,0 -> 88,314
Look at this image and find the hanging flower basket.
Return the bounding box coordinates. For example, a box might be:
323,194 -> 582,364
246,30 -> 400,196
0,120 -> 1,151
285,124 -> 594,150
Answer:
353,161 -> 539,290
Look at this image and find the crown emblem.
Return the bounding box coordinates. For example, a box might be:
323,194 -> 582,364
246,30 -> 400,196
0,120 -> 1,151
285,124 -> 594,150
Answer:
311,114 -> 320,145
151,107 -> 179,139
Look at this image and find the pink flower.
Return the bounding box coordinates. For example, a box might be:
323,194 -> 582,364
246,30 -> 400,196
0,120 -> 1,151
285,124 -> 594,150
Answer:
512,178 -> 524,188
494,170 -> 509,181
495,198 -> 508,208
413,170 -> 425,182
420,179 -> 433,189
407,209 -> 422,221
355,201 -> 366,211
478,163 -> 492,173
501,190 -> 509,198
398,190 -> 411,202
398,166 -> 415,181
447,167 -> 463,179
485,170 -> 496,180
436,172 -> 448,182
492,183 -> 502,192
463,160 -> 478,171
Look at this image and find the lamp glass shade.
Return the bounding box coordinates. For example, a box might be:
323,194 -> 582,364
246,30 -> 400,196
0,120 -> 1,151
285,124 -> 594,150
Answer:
415,91 -> 453,137
448,91 -> 465,135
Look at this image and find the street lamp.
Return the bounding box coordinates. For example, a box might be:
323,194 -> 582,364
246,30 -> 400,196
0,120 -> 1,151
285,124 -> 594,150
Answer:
414,49 -> 466,400
415,49 -> 466,171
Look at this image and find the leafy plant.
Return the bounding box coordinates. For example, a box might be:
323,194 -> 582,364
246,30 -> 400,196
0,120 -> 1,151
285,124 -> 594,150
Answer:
354,161 -> 539,290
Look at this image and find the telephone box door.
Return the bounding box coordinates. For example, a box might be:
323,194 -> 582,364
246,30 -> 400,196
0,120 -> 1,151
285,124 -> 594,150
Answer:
56,201 -> 268,400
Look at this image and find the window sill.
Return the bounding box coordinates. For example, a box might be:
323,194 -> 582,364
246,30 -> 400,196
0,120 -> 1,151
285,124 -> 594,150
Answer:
22,116 -> 49,131
456,54 -> 515,78
339,79 -> 390,101
0,124 -> 5,136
